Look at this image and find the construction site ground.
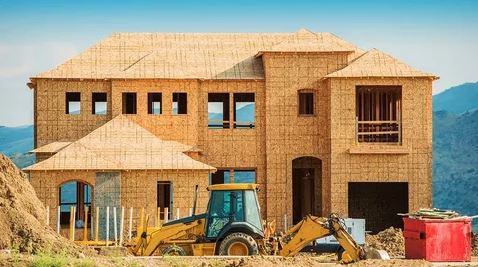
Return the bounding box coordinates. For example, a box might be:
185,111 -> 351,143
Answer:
1,253 -> 478,267
1,153 -> 478,266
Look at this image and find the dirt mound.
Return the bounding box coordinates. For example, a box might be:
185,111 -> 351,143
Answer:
366,227 -> 404,257
0,154 -> 78,254
473,232 -> 478,256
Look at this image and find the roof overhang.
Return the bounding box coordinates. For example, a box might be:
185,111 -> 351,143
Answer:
207,183 -> 259,191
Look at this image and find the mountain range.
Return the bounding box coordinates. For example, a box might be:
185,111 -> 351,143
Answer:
432,81 -> 478,228
1,82 -> 477,227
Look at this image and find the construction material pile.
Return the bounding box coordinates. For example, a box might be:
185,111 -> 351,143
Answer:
0,153 -> 77,254
400,208 -> 459,219
366,227 -> 405,257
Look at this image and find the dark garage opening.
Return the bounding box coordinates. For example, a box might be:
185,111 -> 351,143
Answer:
348,182 -> 408,233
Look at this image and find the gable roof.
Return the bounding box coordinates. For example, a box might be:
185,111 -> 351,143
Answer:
32,29 -> 360,80
325,48 -> 438,79
257,29 -> 356,54
24,115 -> 215,171
29,141 -> 72,153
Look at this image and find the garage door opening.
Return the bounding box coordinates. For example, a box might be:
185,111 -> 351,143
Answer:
348,182 -> 408,233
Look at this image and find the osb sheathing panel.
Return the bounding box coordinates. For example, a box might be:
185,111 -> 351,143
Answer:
262,52 -> 348,229
35,79 -> 112,148
29,169 -> 210,229
111,80 -> 200,146
34,78 -> 268,219
328,77 -> 433,216
196,80 -> 267,211
120,170 -> 210,227
29,170 -> 96,228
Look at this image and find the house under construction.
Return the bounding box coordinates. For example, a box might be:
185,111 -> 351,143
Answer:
25,29 -> 437,233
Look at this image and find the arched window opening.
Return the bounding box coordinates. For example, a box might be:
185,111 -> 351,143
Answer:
59,181 -> 92,227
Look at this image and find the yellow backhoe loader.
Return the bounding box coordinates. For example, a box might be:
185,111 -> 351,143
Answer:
129,183 -> 385,263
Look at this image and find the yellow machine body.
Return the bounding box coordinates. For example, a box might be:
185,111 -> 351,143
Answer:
129,184 -> 365,263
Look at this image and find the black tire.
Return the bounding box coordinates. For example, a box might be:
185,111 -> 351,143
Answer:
161,245 -> 187,256
218,232 -> 259,256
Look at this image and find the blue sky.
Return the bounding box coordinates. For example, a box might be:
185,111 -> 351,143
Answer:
0,0 -> 477,126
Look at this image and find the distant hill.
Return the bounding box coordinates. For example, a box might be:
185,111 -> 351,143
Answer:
433,82 -> 478,114
208,103 -> 255,123
0,125 -> 34,168
433,82 -> 478,230
433,110 -> 478,216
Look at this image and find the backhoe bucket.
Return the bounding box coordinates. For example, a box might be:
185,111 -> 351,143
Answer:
364,247 -> 390,260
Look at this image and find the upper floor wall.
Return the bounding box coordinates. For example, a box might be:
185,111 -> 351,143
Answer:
34,78 -> 267,167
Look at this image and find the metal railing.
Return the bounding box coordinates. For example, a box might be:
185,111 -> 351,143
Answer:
355,117 -> 401,143
208,120 -> 255,129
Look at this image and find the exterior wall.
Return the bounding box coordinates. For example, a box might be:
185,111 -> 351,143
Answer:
120,170 -> 210,226
29,169 -> 210,232
196,80 -> 267,215
35,80 -> 112,148
32,55 -> 433,232
111,79 -> 200,146
328,77 -> 433,216
261,52 -> 349,228
34,78 -> 268,218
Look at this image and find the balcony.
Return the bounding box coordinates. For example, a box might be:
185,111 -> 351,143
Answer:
356,118 -> 401,143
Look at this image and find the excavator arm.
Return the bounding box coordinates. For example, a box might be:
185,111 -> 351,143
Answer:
278,214 -> 364,263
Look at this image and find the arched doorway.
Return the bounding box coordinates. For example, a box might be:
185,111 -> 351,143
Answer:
292,156 -> 322,224
59,180 -> 92,227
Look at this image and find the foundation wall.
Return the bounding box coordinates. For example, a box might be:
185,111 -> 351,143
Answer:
328,77 -> 433,219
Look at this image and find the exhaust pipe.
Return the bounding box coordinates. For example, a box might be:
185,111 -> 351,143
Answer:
192,185 -> 198,216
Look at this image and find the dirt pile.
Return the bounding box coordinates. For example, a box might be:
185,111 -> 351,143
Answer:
0,154 -> 77,254
366,227 -> 404,257
473,232 -> 478,256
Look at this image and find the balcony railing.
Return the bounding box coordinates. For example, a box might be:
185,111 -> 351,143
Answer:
208,120 -> 255,129
355,117 -> 401,143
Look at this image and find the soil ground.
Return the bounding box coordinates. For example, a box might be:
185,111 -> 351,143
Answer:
2,253 -> 478,267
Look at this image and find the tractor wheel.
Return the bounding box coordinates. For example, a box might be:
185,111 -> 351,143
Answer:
218,232 -> 259,256
161,245 -> 187,256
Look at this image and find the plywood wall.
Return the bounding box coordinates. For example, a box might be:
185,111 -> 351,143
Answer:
261,52 -> 349,228
328,77 -> 433,216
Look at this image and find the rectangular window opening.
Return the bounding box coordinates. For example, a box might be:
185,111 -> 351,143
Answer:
356,86 -> 402,143
172,92 -> 187,114
157,181 -> 172,220
208,93 -> 230,129
65,92 -> 81,115
234,170 -> 256,183
298,91 -> 314,115
210,170 -> 231,185
92,93 -> 107,115
234,93 -> 255,129
148,93 -> 162,115
122,92 -> 137,114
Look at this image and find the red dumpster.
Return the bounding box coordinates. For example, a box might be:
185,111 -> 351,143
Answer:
403,217 -> 472,261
